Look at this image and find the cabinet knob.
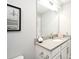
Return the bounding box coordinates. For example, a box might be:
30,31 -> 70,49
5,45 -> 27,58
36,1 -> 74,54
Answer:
60,54 -> 62,59
44,55 -> 49,59
67,47 -> 69,54
40,52 -> 44,58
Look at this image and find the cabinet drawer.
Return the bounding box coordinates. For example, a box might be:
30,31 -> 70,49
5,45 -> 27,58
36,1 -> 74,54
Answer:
61,41 -> 68,49
52,46 -> 60,57
36,45 -> 51,59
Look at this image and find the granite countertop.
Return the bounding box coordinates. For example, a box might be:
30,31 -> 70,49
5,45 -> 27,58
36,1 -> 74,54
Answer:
36,37 -> 70,51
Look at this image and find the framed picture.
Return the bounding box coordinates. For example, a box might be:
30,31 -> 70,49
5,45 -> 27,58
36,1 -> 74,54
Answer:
7,4 -> 21,31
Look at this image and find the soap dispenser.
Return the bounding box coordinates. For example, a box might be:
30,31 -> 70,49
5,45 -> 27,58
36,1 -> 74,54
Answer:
37,36 -> 43,43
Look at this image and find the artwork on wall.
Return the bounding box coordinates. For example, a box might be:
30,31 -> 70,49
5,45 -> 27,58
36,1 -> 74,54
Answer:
7,4 -> 21,31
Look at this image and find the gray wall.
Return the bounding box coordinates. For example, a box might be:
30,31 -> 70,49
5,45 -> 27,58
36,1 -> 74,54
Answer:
7,0 -> 36,59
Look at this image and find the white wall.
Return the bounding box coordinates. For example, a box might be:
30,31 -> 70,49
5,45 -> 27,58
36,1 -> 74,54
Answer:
41,11 -> 59,36
7,0 -> 36,59
59,3 -> 71,35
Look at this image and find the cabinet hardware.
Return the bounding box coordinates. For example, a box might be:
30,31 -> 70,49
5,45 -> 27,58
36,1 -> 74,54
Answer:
44,55 -> 49,59
60,54 -> 62,59
67,47 -> 69,54
40,52 -> 44,58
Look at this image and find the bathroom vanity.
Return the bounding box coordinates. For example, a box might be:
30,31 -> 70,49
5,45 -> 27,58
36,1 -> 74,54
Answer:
35,37 -> 71,59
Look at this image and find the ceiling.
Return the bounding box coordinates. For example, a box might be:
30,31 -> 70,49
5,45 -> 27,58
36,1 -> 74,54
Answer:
37,0 -> 71,14
37,3 -> 50,14
60,0 -> 71,4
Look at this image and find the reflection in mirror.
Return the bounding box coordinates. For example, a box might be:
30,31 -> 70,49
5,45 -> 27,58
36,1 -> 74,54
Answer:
36,0 -> 61,40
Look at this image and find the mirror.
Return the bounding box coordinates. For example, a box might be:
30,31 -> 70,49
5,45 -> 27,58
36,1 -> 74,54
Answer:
36,0 -> 60,39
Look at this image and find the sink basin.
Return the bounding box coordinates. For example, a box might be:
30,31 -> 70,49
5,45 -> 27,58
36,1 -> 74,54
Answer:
52,39 -> 63,41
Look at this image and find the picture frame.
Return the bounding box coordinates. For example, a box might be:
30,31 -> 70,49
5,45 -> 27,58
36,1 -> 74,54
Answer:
7,4 -> 21,31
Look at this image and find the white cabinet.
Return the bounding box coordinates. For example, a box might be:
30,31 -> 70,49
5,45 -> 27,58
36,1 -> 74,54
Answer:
60,40 -> 71,59
52,53 -> 60,59
35,39 -> 71,59
61,47 -> 67,59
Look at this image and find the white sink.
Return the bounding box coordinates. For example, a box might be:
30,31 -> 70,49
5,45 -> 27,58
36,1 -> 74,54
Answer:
52,39 -> 63,41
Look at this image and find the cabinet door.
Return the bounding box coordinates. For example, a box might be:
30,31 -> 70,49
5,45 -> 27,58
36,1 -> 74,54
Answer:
67,47 -> 70,59
67,40 -> 71,59
36,45 -> 51,59
61,47 -> 67,59
53,53 -> 60,59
